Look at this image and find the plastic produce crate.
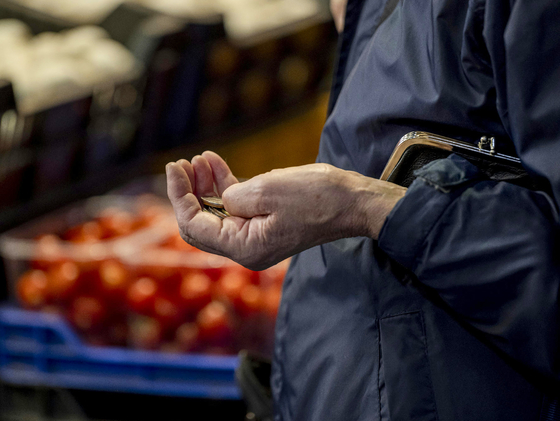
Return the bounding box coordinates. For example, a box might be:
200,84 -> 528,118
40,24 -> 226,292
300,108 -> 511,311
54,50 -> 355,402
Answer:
0,305 -> 241,399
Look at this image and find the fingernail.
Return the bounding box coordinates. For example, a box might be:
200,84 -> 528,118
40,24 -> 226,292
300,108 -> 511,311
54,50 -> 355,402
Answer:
165,163 -> 173,175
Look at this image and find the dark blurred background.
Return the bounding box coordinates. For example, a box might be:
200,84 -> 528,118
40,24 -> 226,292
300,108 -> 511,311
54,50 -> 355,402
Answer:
0,0 -> 337,419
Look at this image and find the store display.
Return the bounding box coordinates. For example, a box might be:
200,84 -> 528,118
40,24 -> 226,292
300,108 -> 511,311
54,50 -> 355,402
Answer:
1,193 -> 287,356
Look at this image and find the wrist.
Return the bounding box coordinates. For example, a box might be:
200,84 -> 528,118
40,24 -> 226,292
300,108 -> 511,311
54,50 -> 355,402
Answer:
345,172 -> 407,240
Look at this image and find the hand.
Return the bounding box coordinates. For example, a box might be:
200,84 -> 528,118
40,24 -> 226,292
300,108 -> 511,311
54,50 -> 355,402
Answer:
330,0 -> 348,33
166,151 -> 406,271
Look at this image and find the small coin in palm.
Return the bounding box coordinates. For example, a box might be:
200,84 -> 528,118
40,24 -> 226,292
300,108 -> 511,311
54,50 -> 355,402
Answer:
201,196 -> 230,219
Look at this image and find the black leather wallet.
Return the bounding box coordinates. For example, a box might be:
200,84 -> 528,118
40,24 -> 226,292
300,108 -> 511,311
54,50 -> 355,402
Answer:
380,131 -> 538,190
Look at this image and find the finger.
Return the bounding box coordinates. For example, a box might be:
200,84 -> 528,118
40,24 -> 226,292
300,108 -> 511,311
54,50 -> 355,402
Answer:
166,162 -> 200,220
192,155 -> 216,197
222,177 -> 270,218
177,211 -> 227,255
177,159 -> 195,194
167,163 -> 224,252
202,151 -> 239,196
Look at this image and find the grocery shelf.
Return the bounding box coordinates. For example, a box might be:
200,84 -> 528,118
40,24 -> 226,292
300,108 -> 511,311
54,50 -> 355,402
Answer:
0,306 -> 241,400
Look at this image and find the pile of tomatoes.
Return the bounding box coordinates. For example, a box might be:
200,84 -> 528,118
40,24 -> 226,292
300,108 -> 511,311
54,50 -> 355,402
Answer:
14,199 -> 286,356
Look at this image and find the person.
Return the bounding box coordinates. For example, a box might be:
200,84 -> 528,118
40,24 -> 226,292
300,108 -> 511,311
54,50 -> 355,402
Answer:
166,0 -> 560,419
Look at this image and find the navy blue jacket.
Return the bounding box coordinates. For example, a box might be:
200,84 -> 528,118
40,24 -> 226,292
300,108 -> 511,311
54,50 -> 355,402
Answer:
271,0 -> 560,420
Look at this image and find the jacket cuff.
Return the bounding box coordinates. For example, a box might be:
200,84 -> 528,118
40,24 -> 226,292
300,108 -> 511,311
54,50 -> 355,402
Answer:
378,154 -> 482,271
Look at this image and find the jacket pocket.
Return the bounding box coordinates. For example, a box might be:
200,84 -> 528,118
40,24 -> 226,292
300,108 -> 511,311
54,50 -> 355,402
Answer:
378,311 -> 438,421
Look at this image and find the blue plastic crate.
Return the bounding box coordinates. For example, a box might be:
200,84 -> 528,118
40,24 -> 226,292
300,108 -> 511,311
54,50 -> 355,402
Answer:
0,306 -> 241,400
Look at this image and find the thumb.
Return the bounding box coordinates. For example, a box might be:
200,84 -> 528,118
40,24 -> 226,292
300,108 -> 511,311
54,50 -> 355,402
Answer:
222,179 -> 270,218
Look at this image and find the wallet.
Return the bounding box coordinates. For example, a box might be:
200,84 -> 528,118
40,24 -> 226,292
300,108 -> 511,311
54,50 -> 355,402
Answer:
379,131 -> 539,190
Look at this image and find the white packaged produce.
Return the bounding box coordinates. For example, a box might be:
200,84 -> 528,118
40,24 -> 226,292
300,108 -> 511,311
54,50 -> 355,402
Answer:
0,19 -> 140,113
0,19 -> 32,46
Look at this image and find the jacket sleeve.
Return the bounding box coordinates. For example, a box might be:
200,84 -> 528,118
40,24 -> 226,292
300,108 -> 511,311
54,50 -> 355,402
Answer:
378,0 -> 560,384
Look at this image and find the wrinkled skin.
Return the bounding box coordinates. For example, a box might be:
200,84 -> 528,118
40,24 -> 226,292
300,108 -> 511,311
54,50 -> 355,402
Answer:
166,151 -> 406,271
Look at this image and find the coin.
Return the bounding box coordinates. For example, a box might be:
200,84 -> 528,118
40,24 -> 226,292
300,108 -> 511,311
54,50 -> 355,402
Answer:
207,206 -> 225,219
201,196 -> 224,208
201,196 -> 231,219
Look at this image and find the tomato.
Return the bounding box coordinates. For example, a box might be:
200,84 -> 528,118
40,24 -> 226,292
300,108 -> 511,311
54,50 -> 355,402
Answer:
196,301 -> 232,346
97,260 -> 130,303
235,284 -> 263,317
174,322 -> 200,352
161,232 -> 200,252
16,270 -> 48,309
200,253 -> 229,281
63,221 -> 104,243
153,296 -> 184,333
128,316 -> 162,350
179,271 -> 212,314
214,269 -> 251,305
68,296 -> 107,332
258,262 -> 288,288
107,319 -> 128,346
72,243 -> 106,281
130,251 -> 182,290
126,277 -> 158,315
31,234 -> 65,271
131,266 -> 181,296
46,261 -> 80,303
97,209 -> 134,239
134,203 -> 168,229
262,286 -> 282,321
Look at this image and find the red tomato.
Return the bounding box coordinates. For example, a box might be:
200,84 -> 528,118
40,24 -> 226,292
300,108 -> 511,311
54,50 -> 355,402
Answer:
31,234 -> 65,271
153,296 -> 183,332
179,272 -> 212,314
98,260 -> 130,303
128,317 -> 162,350
199,253 -> 227,281
126,277 -> 158,315
16,270 -> 48,309
196,301 -> 232,346
131,253 -> 182,288
262,286 -> 282,321
214,269 -> 251,305
97,209 -> 134,239
107,319 -> 128,346
161,232 -> 200,252
63,221 -> 104,243
235,284 -> 263,317
134,203 -> 167,229
130,265 -> 181,296
175,322 -> 200,352
258,263 -> 287,288
46,261 -> 80,303
72,244 -> 106,281
68,296 -> 107,332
